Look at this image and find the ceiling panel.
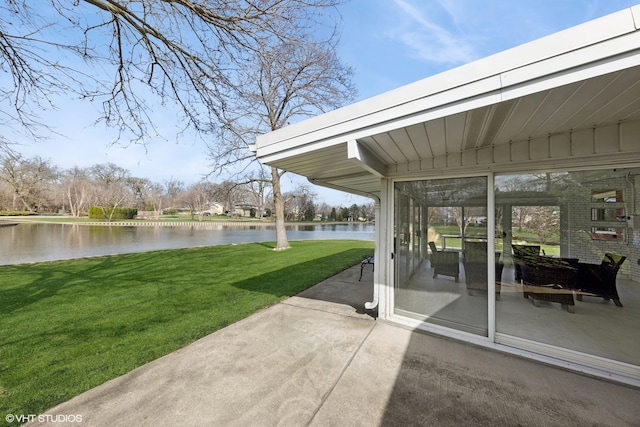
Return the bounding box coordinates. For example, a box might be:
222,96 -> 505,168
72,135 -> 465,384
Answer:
424,118 -> 446,157
369,132 -> 408,164
404,122 -> 434,159
445,113 -> 467,154
463,106 -> 492,150
359,135 -> 395,164
268,66 -> 640,200
388,128 -> 420,163
492,91 -> 552,142
480,100 -> 518,146
579,72 -> 640,126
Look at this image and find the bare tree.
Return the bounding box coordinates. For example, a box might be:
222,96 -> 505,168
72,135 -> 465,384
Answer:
235,166 -> 272,219
126,177 -> 151,210
283,184 -> 317,221
89,163 -> 131,221
210,26 -> 356,249
146,181 -> 167,219
164,178 -> 184,210
0,153 -> 58,211
0,0 -> 342,152
181,181 -> 217,221
528,206 -> 559,245
60,166 -> 92,217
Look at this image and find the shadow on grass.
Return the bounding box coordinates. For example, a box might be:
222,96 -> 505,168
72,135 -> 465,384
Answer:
0,255 -> 138,315
230,247 -> 375,315
255,241 -> 276,250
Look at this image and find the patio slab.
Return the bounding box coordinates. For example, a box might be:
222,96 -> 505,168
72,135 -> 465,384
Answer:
26,265 -> 640,426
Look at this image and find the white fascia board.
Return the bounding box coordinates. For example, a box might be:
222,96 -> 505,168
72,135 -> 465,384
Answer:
501,30 -> 640,90
255,6 -> 640,160
256,75 -> 503,160
502,43 -> 640,103
632,4 -> 640,28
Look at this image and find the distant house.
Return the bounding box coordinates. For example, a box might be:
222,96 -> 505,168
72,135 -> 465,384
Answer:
209,203 -> 225,216
232,204 -> 258,218
253,6 -> 640,387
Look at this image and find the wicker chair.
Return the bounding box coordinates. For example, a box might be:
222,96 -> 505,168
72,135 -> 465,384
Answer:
428,241 -> 459,282
462,241 -> 504,298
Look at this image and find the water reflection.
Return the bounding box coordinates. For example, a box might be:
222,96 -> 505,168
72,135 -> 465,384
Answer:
0,223 -> 374,265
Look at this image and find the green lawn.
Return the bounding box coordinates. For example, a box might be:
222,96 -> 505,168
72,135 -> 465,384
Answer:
0,240 -> 374,422
430,225 -> 560,255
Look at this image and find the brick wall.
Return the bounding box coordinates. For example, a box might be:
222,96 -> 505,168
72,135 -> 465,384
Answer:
565,175 -> 638,281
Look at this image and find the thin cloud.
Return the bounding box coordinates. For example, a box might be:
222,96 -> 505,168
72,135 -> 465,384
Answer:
389,0 -> 479,65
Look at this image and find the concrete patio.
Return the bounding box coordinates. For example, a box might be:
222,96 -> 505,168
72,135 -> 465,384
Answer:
28,264 -> 640,426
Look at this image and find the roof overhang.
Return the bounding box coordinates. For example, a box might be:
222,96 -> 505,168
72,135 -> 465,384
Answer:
254,5 -> 640,200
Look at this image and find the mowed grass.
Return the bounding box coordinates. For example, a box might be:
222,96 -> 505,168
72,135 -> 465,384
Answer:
0,240 -> 374,421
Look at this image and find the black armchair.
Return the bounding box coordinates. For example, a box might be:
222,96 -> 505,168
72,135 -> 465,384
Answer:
576,253 -> 626,307
428,241 -> 459,282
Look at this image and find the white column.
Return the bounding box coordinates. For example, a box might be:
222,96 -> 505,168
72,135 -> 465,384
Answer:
487,173 -> 496,342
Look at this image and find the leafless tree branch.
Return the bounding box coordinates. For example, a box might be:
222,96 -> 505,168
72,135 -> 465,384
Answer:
0,0 -> 343,148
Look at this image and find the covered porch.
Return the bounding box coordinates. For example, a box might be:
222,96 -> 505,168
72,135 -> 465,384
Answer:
253,6 -> 640,386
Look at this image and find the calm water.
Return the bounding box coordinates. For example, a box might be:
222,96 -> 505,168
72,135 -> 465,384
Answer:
0,222 -> 375,265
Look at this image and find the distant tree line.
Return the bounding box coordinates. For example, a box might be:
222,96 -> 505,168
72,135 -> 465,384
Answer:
0,153 -> 374,222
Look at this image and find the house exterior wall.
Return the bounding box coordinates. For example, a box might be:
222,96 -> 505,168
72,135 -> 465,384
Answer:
565,176 -> 639,282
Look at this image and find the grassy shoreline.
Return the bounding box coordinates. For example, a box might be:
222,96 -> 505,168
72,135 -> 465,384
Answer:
0,240 -> 374,423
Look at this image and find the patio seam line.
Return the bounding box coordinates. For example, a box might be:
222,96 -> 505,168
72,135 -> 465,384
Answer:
306,320 -> 377,425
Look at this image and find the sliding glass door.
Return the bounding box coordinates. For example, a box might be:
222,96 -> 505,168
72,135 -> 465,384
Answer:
494,169 -> 640,366
394,177 -> 488,336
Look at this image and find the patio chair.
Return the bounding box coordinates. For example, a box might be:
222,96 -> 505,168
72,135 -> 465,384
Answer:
576,253 -> 626,307
428,241 -> 459,282
359,255 -> 374,281
462,241 -> 504,298
512,245 -> 540,283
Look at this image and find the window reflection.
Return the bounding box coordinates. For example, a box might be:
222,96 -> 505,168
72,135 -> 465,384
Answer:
495,168 -> 639,366
394,177 -> 488,336
394,169 -> 639,366
591,189 -> 623,203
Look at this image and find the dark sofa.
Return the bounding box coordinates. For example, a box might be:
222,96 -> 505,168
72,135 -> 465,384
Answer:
519,255 -> 579,313
575,253 -> 626,307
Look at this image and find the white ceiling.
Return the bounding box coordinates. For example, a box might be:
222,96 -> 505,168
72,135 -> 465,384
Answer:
269,66 -> 640,199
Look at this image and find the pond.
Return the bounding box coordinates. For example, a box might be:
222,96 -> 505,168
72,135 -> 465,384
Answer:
0,222 -> 375,265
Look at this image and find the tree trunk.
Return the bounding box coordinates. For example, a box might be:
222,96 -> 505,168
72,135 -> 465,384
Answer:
272,166 -> 290,250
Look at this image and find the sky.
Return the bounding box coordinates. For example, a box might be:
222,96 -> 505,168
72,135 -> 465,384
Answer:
8,0 -> 640,206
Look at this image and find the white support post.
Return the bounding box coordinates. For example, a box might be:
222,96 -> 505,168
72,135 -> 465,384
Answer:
487,173 -> 496,342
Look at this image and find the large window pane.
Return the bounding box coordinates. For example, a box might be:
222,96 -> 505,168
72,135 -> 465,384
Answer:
394,177 -> 488,336
495,169 -> 640,366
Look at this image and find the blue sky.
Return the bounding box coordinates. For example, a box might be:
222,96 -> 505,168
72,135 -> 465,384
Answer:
11,0 -> 640,205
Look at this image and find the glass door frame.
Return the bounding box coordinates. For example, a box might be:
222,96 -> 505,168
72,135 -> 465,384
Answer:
387,173 -> 497,342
